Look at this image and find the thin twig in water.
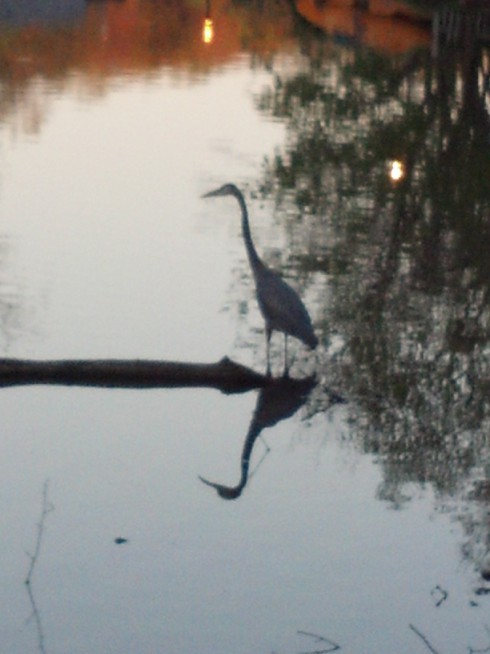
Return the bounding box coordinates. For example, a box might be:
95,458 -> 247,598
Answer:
431,585 -> 448,608
248,438 -> 271,482
297,630 -> 340,653
409,624 -> 441,654
25,480 -> 54,654
25,580 -> 47,654
468,626 -> 490,654
25,480 -> 54,585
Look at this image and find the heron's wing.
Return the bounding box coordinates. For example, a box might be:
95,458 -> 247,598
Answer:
255,267 -> 317,346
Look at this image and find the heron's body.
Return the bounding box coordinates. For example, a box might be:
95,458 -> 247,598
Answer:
202,183 -> 318,375
253,263 -> 318,348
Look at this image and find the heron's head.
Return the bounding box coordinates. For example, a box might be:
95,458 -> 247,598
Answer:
201,183 -> 239,199
198,475 -> 242,500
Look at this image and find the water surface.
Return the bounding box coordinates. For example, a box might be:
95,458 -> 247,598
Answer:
0,2 -> 489,653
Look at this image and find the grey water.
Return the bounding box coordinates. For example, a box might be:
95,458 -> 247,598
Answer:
0,2 -> 489,653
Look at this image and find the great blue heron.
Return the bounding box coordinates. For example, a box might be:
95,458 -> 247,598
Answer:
202,183 -> 318,376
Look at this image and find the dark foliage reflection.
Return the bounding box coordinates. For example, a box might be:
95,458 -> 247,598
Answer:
257,28 -> 490,580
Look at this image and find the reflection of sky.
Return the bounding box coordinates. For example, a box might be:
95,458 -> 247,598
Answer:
1,388 -> 482,654
0,68 -> 285,361
0,53 -> 486,654
0,0 -> 85,25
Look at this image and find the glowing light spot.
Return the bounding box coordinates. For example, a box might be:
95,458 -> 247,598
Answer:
389,160 -> 405,182
202,18 -> 214,44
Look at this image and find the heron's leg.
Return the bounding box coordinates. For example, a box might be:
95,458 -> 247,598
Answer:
265,327 -> 272,377
283,334 -> 289,378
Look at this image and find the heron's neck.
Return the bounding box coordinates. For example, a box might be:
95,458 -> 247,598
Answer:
235,191 -> 262,273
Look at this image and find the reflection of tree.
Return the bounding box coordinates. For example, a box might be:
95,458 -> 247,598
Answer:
257,26 -> 490,575
0,0 -> 299,135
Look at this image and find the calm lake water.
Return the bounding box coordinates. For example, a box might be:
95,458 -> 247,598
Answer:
0,2 -> 489,653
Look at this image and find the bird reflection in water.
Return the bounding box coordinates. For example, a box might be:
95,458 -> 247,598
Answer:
199,376 -> 317,500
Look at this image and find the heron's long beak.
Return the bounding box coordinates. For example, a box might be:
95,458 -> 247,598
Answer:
198,476 -> 241,500
198,475 -> 221,488
201,188 -> 220,199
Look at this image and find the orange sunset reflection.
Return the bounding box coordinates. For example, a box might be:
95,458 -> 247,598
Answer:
202,17 -> 214,44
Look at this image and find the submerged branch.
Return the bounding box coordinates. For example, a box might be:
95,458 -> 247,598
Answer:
25,480 -> 54,585
297,630 -> 340,653
409,624 -> 441,654
25,480 -> 54,654
0,356 -> 269,394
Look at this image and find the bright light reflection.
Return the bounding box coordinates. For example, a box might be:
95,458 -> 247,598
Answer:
389,160 -> 405,182
202,18 -> 214,44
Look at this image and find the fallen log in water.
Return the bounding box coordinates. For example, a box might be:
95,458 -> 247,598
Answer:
0,356 -> 269,394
